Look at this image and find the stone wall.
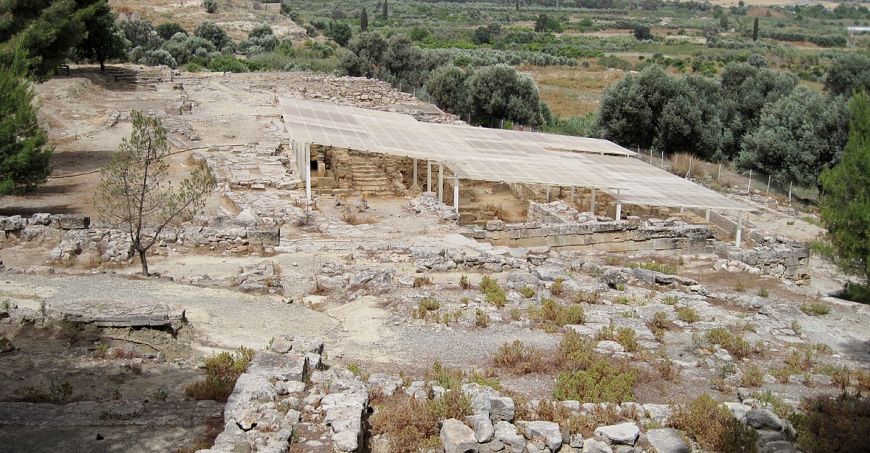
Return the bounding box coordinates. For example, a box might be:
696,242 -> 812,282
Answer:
716,236 -> 811,281
467,202 -> 713,253
200,337 -> 368,453
0,214 -> 280,265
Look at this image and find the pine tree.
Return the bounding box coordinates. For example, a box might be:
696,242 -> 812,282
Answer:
95,112 -> 215,276
75,0 -> 129,71
819,92 -> 870,288
0,49 -> 53,195
360,8 -> 369,32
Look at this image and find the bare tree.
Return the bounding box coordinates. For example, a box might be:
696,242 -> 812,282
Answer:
95,111 -> 215,276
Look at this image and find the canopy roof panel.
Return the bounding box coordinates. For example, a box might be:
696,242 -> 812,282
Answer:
279,97 -> 749,211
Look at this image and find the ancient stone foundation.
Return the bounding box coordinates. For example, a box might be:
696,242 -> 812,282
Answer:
466,201 -> 713,253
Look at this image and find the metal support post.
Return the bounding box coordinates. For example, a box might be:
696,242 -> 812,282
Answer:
570,186 -> 575,203
735,211 -> 743,248
413,158 -> 417,185
453,175 -> 460,212
747,169 -> 752,192
705,209 -> 711,222
437,163 -> 444,202
304,142 -> 311,202
545,186 -> 550,202
766,174 -> 771,195
616,203 -> 622,221
590,188 -> 597,215
427,161 -> 432,192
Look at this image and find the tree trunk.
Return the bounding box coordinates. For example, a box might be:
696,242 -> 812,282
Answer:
100,59 -> 105,72
138,249 -> 149,276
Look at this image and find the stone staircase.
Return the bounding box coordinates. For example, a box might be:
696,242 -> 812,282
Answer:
68,66 -> 169,91
349,155 -> 392,196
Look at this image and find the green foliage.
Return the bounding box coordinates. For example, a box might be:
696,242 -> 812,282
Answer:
16,380 -> 73,403
73,1 -> 129,71
360,7 -> 368,32
819,92 -> 870,286
519,286 -> 536,299
738,86 -> 849,187
676,306 -> 700,323
185,347 -> 255,402
671,394 -> 759,452
534,14 -> 562,33
0,50 -> 52,195
94,111 -> 215,275
156,22 -> 187,41
467,64 -> 544,127
633,26 -> 653,41
825,54 -> 870,97
326,21 -> 352,47
416,297 -> 440,319
598,65 -> 724,159
203,0 -> 217,14
208,55 -> 247,73
424,64 -> 471,115
370,389 -> 471,452
793,393 -> 870,453
195,21 -> 232,50
704,327 -> 751,359
629,261 -> 678,275
800,302 -> 831,316
493,340 -> 546,374
554,360 -> 637,403
0,0 -> 116,77
530,298 -> 586,329
475,308 -> 490,327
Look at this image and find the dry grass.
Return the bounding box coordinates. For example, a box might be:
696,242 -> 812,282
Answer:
492,340 -> 550,375
370,389 -> 472,453
341,208 -> 377,225
521,65 -> 623,117
528,299 -> 586,332
670,153 -> 706,180
670,394 -> 758,452
185,347 -> 254,402
794,393 -> 870,453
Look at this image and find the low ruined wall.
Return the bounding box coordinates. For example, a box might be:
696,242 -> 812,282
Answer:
717,236 -> 811,281
0,214 -> 280,264
467,202 -> 713,253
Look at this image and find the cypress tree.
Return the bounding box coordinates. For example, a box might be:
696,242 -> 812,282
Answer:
752,17 -> 759,41
0,49 -> 53,194
360,8 -> 369,32
382,0 -> 389,20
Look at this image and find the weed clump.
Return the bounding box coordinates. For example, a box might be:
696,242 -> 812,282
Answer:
185,347 -> 255,402
480,275 -> 507,307
520,286 -> 536,299
676,306 -> 700,323
16,380 -> 73,403
493,340 -> 547,374
793,393 -> 870,453
670,394 -> 758,452
415,297 -> 440,319
550,277 -> 564,296
459,274 -> 470,289
413,276 -> 432,287
475,308 -> 490,327
704,327 -> 751,359
554,360 -> 637,403
741,364 -> 764,387
370,389 -> 472,452
800,303 -> 831,316
530,299 -> 585,331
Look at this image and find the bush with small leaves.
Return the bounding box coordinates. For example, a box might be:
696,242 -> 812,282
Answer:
185,347 -> 254,402
203,0 -> 217,13
551,277 -> 564,296
475,308 -> 490,327
554,360 -> 637,403
520,286 -> 536,298
800,303 -> 831,316
459,274 -> 470,289
416,297 -> 439,319
741,364 -> 764,387
676,306 -> 700,323
493,340 -> 547,374
671,394 -> 758,452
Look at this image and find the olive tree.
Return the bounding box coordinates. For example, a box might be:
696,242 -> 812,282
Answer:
825,53 -> 870,97
819,92 -> 870,292
95,112 -> 215,276
738,86 -> 849,188
466,64 -> 543,127
424,65 -> 472,116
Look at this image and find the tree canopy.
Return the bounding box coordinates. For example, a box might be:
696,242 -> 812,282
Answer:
819,92 -> 870,288
739,87 -> 849,187
0,49 -> 53,194
0,0 -> 123,77
825,53 -> 870,98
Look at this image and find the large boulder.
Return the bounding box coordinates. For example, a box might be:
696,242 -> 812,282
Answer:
746,408 -> 783,430
465,414 -> 495,443
516,420 -> 563,451
593,422 -> 639,446
646,428 -> 689,453
494,421 -> 527,452
441,418 -> 478,453
582,438 -> 612,453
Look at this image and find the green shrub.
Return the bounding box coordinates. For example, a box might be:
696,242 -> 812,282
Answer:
531,299 -> 585,330
800,303 -> 831,316
493,340 -> 546,374
370,389 -> 471,451
480,276 -> 507,307
574,290 -> 600,304
207,55 -> 248,73
416,297 -> 440,319
551,277 -> 564,296
475,308 -> 490,327
616,327 -> 639,352
185,347 -> 254,402
671,394 -> 759,452
705,328 -> 751,359
413,276 -> 432,287
459,274 -> 470,289
520,286 -> 536,298
554,360 -> 637,403
793,394 -> 870,453
741,364 -> 764,387
16,380 -> 73,403
676,306 -> 700,323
